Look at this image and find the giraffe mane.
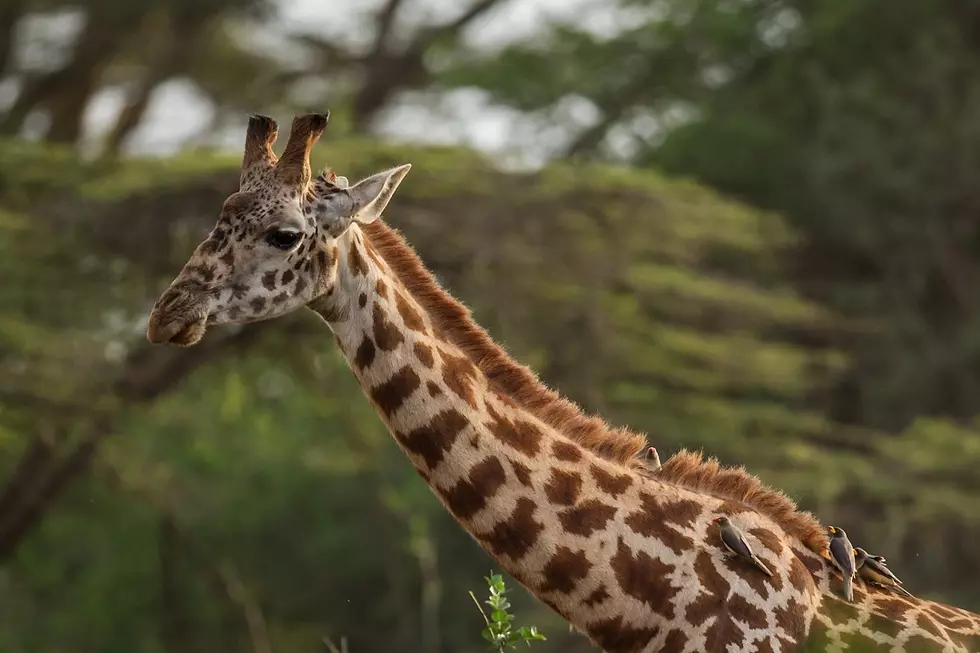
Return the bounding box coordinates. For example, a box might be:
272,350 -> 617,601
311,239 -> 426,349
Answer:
655,449 -> 828,555
359,219 -> 650,469
358,216 -> 827,555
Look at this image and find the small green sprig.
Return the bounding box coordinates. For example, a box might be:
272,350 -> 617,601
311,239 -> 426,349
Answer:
469,572 -> 547,651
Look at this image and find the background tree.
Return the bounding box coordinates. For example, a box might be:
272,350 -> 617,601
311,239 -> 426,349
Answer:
4,1 -> 980,651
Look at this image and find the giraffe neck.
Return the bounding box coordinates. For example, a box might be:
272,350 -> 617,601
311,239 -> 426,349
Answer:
311,225 -> 641,635
299,222 -> 980,652
305,223 -> 826,653
806,580 -> 980,652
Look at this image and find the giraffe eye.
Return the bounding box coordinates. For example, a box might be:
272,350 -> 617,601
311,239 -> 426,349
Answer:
265,229 -> 301,250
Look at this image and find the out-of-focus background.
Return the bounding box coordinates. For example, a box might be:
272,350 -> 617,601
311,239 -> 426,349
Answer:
2,0 -> 980,650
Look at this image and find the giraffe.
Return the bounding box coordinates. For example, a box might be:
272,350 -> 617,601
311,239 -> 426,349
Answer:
145,113 -> 980,653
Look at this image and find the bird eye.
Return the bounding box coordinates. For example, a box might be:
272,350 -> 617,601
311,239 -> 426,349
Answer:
265,229 -> 301,250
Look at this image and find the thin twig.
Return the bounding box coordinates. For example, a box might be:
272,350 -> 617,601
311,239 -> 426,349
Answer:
468,590 -> 490,626
217,561 -> 274,653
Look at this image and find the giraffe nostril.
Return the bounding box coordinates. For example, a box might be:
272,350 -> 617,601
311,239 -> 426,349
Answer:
157,290 -> 183,312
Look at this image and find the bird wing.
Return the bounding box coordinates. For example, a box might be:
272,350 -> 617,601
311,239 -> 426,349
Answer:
829,538 -> 856,574
720,526 -> 756,559
865,558 -> 902,584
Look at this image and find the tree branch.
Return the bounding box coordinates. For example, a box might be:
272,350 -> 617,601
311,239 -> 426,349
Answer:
418,0 -> 506,49
350,0 -> 508,132
0,319 -> 289,562
369,0 -> 409,59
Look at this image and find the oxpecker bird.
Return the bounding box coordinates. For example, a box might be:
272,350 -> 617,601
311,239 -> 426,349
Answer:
712,516 -> 774,577
854,547 -> 913,599
827,526 -> 857,602
645,447 -> 661,471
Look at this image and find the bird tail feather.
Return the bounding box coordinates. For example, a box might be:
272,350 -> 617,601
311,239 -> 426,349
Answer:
753,555 -> 774,578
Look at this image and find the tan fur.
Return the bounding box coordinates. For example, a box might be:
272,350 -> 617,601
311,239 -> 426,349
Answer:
657,449 -> 827,555
276,113 -> 329,186
334,175 -> 827,556
242,115 -> 279,169
360,219 -> 650,469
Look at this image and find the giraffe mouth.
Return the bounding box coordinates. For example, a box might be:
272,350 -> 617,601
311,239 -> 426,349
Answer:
146,314 -> 208,346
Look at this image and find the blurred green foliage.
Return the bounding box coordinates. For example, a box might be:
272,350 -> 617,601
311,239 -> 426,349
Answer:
4,0 -> 980,650
1,136 -> 979,653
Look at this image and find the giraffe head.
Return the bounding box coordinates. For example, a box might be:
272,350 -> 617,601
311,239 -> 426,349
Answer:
146,111 -> 411,346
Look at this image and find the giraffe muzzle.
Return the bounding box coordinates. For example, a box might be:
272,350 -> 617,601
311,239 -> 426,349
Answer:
146,287 -> 209,346
146,313 -> 208,346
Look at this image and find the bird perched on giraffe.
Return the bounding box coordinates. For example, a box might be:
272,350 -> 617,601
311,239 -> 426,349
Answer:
854,547 -> 914,599
827,526 -> 857,601
644,446 -> 661,471
712,516 -> 774,577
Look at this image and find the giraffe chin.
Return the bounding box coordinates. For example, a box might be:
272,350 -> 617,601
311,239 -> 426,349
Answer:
171,319 -> 207,347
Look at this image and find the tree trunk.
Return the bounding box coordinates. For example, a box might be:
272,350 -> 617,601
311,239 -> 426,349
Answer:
0,0 -> 26,77
0,8 -> 134,142
102,21 -> 198,156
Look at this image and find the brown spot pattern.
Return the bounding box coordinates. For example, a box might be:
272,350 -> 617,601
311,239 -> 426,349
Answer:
589,464 -> 633,498
509,459 -> 533,487
558,499 -> 616,537
728,594 -> 767,628
358,292 -> 367,308
395,291 -> 426,332
543,469 -> 582,506
539,546 -> 591,594
799,553 -> 825,577
610,537 -> 676,618
840,630 -> 892,651
687,550 -> 731,627
480,497 -> 543,561
369,365 -> 420,417
393,409 -> 468,470
375,278 -> 388,297
624,492 -> 695,555
413,342 -> 434,367
486,407 -> 543,457
552,441 -> 582,462
262,270 -> 276,290
721,551 -> 780,597
363,238 -> 385,268
426,381 -> 442,397
786,557 -> 811,594
660,629 -> 689,653
876,596 -> 915,623
659,498 -> 702,530
582,585 -> 609,608
348,241 -> 368,276
441,351 -> 478,409
864,608 -> 905,641
372,303 -> 404,351
353,335 -> 376,370
588,617 -> 659,653
904,634 -> 944,652
438,457 -> 506,520
748,527 -> 784,557
755,637 -> 777,653
916,613 -> 945,639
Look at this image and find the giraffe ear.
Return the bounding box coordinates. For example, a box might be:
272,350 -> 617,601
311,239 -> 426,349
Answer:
347,164 -> 411,224
313,164 -> 411,237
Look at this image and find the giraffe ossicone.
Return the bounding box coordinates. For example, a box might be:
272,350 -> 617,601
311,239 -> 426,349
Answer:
146,112 -> 980,652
